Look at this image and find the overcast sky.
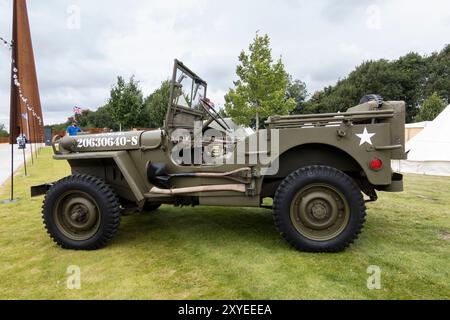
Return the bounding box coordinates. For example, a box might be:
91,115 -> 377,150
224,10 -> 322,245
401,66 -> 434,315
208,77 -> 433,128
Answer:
0,0 -> 449,127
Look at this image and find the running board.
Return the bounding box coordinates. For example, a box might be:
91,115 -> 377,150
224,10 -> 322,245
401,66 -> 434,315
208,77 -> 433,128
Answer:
149,184 -> 246,195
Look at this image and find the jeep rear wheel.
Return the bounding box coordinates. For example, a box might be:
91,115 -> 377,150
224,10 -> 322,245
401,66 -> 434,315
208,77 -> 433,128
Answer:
42,174 -> 121,250
273,166 -> 366,253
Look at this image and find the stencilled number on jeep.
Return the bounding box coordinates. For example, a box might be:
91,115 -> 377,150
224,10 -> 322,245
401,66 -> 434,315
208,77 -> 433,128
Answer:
77,136 -> 139,148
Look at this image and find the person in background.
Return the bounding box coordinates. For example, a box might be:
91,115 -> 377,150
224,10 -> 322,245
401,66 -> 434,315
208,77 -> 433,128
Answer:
16,133 -> 27,149
66,122 -> 82,137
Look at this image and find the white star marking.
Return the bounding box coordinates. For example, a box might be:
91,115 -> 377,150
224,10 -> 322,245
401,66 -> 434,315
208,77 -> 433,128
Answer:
356,128 -> 376,146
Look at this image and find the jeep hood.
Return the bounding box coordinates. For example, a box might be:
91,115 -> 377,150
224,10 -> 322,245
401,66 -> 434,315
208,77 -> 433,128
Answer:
57,130 -> 162,153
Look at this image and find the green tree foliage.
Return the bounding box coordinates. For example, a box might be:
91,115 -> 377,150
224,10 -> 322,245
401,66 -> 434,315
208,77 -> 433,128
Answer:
45,123 -> 69,132
287,76 -> 308,114
225,33 -> 295,129
144,80 -> 171,128
305,45 -> 450,123
415,92 -> 446,122
424,45 -> 450,101
75,106 -> 119,131
90,106 -> 119,130
107,76 -> 146,130
218,108 -> 229,118
48,78 -> 171,132
0,123 -> 9,137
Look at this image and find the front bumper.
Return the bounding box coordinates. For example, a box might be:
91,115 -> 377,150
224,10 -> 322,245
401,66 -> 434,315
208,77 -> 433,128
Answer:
31,183 -> 53,197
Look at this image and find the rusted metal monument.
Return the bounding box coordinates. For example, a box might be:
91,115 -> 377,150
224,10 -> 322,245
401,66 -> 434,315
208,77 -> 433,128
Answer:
6,0 -> 44,201
10,0 -> 44,145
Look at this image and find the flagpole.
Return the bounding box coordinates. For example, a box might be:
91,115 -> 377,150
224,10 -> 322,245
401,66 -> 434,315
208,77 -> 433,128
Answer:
10,139 -> 14,201
33,116 -> 38,158
7,34 -> 16,203
25,111 -> 34,165
40,123 -> 42,152
19,116 -> 28,176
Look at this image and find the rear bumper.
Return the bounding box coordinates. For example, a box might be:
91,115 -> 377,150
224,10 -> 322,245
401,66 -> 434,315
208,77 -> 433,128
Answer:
31,183 -> 53,197
376,173 -> 404,193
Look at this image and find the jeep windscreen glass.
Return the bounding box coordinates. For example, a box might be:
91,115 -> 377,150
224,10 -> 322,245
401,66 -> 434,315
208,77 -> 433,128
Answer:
192,82 -> 206,110
174,69 -> 196,108
177,73 -> 187,84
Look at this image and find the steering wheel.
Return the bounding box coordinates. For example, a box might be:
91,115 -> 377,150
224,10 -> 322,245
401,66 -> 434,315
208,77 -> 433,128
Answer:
200,98 -> 231,132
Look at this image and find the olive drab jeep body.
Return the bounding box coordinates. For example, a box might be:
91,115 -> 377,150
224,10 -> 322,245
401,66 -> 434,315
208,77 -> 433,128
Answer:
32,60 -> 406,252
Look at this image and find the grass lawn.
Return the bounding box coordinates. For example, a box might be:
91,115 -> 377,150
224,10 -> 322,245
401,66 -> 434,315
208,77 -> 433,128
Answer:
0,147 -> 449,300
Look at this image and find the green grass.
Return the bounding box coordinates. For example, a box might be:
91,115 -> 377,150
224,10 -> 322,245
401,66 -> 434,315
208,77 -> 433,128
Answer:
0,148 -> 449,300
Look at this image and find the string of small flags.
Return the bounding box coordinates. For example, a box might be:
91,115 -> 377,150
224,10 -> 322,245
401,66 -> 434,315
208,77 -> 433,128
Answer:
1,36 -> 42,125
0,37 -> 13,49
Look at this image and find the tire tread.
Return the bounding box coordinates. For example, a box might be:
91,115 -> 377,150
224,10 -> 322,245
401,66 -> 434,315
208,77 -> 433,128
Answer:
273,166 -> 366,253
42,174 -> 121,250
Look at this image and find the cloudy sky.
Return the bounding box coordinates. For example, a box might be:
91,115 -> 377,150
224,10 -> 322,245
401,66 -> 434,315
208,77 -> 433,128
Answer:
0,0 -> 449,127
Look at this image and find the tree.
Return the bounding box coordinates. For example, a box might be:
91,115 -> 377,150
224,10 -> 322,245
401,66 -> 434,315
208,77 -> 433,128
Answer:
107,76 -> 146,130
144,80 -> 171,128
218,107 -> 229,118
415,92 -> 446,122
0,123 -> 9,137
287,76 -> 308,114
87,105 -> 119,130
225,33 -> 295,129
424,44 -> 450,103
305,45 -> 450,123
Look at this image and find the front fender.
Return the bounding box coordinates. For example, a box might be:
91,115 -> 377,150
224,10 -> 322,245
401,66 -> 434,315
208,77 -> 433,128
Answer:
53,151 -> 146,203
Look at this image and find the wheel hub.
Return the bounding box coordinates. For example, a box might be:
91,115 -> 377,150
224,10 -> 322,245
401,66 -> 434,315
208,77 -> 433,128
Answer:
299,191 -> 339,230
310,201 -> 328,220
53,191 -> 101,241
290,184 -> 350,241
70,204 -> 88,222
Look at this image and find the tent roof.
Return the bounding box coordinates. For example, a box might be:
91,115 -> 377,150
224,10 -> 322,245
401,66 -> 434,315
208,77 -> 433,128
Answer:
406,105 -> 450,162
405,121 -> 430,129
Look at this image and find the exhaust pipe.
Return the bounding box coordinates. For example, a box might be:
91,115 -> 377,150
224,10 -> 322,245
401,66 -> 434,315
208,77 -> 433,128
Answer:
149,184 -> 246,195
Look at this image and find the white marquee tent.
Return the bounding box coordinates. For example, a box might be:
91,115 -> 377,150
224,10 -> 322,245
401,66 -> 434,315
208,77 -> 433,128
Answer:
392,105 -> 450,176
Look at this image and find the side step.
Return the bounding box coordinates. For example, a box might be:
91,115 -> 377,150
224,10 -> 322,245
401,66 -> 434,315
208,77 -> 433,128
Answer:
149,184 -> 246,195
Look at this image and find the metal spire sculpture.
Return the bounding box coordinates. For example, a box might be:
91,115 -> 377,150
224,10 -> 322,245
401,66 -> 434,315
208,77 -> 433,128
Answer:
10,0 -> 44,146
5,0 -> 44,202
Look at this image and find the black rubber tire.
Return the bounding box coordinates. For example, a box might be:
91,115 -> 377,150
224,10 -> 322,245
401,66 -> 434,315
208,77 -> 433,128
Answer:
42,174 -> 121,250
143,202 -> 162,212
273,166 -> 366,253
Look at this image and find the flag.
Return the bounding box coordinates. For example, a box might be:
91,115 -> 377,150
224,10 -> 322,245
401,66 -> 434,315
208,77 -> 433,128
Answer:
73,106 -> 82,115
199,94 -> 216,108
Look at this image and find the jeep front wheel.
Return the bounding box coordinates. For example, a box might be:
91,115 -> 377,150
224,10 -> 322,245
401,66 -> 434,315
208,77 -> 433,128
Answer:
42,174 -> 121,250
273,166 -> 366,253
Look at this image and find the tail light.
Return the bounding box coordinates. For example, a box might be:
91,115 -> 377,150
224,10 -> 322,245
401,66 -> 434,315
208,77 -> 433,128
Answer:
370,158 -> 383,171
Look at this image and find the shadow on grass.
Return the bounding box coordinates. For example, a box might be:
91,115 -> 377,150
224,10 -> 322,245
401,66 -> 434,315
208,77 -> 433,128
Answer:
114,205 -> 285,250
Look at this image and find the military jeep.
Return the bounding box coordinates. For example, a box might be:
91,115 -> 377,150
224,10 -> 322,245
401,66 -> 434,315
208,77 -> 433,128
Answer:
32,60 -> 406,252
